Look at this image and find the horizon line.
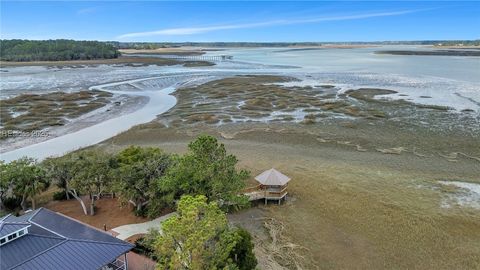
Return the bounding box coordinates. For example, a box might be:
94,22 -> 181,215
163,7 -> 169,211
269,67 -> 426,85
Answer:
2,39 -> 479,43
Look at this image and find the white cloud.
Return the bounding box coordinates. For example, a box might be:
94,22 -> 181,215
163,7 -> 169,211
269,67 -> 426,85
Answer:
77,7 -> 98,15
119,20 -> 286,38
117,9 -> 424,40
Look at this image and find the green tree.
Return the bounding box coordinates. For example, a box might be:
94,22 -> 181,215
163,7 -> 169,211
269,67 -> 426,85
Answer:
42,153 -> 90,215
70,150 -> 115,215
161,135 -> 249,209
229,228 -> 257,270
0,39 -> 120,62
7,157 -> 49,210
114,146 -> 173,215
154,195 -> 253,270
42,154 -> 77,200
0,161 -> 12,211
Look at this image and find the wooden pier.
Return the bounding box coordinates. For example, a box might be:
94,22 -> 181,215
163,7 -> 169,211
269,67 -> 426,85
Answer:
161,55 -> 233,62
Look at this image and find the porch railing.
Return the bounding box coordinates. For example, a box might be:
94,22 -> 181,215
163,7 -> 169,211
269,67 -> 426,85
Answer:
101,258 -> 126,270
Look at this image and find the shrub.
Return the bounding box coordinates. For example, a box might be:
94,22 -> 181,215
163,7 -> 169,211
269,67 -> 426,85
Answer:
230,228 -> 258,270
52,191 -> 68,201
2,197 -> 22,211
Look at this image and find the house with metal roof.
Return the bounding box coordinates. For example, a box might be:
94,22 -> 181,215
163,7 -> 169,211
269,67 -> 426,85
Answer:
0,208 -> 134,270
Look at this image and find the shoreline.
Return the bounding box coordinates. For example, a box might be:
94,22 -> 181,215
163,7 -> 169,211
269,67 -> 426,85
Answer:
119,47 -> 206,56
376,49 -> 480,56
0,94 -> 148,153
0,72 -> 226,162
0,79 -> 177,162
0,55 -> 216,68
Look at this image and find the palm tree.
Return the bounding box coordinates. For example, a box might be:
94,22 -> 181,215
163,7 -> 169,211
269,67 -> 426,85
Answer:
23,169 -> 48,210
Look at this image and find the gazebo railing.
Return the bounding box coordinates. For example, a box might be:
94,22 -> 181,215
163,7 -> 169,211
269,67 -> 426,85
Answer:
242,186 -> 288,201
243,185 -> 262,193
264,189 -> 288,199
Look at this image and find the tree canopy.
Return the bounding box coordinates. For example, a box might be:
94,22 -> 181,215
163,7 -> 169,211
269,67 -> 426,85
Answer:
42,150 -> 117,216
0,39 -> 120,62
2,157 -> 49,211
114,146 -> 174,215
152,195 -> 257,270
2,135 -> 250,217
0,161 -> 12,211
69,149 -> 116,215
43,154 -> 78,200
161,135 -> 250,209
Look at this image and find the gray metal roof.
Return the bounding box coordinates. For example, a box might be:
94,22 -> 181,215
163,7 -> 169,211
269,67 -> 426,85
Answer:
0,208 -> 133,270
0,222 -> 30,238
1,233 -> 65,269
30,207 -> 126,244
13,240 -> 133,270
2,209 -> 41,223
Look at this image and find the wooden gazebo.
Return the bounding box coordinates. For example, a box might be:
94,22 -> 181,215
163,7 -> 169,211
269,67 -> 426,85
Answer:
244,168 -> 290,205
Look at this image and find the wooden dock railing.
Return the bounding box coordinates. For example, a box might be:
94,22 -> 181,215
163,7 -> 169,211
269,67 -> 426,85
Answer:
242,186 -> 288,201
160,55 -> 233,62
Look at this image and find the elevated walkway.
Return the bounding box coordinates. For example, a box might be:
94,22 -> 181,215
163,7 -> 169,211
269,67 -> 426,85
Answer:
160,55 -> 233,62
243,185 -> 288,205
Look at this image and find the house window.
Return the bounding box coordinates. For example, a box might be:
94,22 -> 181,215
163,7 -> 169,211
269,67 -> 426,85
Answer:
8,234 -> 17,241
18,230 -> 25,236
0,238 -> 5,245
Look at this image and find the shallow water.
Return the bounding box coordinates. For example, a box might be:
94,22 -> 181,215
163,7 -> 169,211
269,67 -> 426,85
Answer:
208,46 -> 480,112
439,181 -> 480,209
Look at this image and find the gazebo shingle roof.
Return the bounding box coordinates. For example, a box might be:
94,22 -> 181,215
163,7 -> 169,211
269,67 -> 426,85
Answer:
255,168 -> 291,186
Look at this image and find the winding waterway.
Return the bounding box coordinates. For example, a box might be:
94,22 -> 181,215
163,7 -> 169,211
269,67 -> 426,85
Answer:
1,78 -> 176,162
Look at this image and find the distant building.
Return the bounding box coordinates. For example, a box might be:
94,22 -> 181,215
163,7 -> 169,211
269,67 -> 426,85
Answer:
0,208 -> 134,270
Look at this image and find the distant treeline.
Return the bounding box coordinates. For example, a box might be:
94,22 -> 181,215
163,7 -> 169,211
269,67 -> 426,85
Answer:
0,39 -> 120,62
117,40 -> 480,49
116,42 -> 326,49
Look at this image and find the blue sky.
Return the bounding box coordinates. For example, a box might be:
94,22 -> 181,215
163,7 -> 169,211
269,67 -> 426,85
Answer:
1,1 -> 479,42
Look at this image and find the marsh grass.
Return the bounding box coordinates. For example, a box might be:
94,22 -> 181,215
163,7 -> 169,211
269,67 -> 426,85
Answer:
182,61 -> 215,67
158,76 -> 477,146
0,90 -> 112,135
0,56 -> 183,68
104,123 -> 480,269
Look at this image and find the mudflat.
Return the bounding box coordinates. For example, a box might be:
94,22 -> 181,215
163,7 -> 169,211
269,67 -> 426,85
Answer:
0,56 -> 213,68
97,76 -> 480,269
376,49 -> 480,56
119,47 -> 206,56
